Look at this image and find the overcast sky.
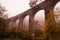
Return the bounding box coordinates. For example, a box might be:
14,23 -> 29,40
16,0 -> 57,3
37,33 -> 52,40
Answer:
0,0 -> 30,17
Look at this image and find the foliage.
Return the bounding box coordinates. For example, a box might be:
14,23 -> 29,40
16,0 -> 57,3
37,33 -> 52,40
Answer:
45,9 -> 60,40
0,4 -> 8,19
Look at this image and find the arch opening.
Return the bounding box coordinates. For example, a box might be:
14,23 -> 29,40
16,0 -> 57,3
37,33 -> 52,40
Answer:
34,10 -> 45,30
54,1 -> 60,23
23,15 -> 29,31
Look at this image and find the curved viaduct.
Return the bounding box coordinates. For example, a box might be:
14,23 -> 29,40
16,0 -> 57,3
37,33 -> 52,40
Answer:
7,0 -> 60,33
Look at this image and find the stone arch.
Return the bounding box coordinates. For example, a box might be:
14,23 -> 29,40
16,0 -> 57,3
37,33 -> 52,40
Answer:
45,1 -> 60,25
23,15 -> 29,31
18,14 -> 28,29
34,10 -> 45,21
44,1 -> 60,33
34,10 -> 45,30
23,15 -> 29,27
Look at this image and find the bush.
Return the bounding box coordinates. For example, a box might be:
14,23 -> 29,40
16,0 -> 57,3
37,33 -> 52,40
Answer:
0,18 -> 8,37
